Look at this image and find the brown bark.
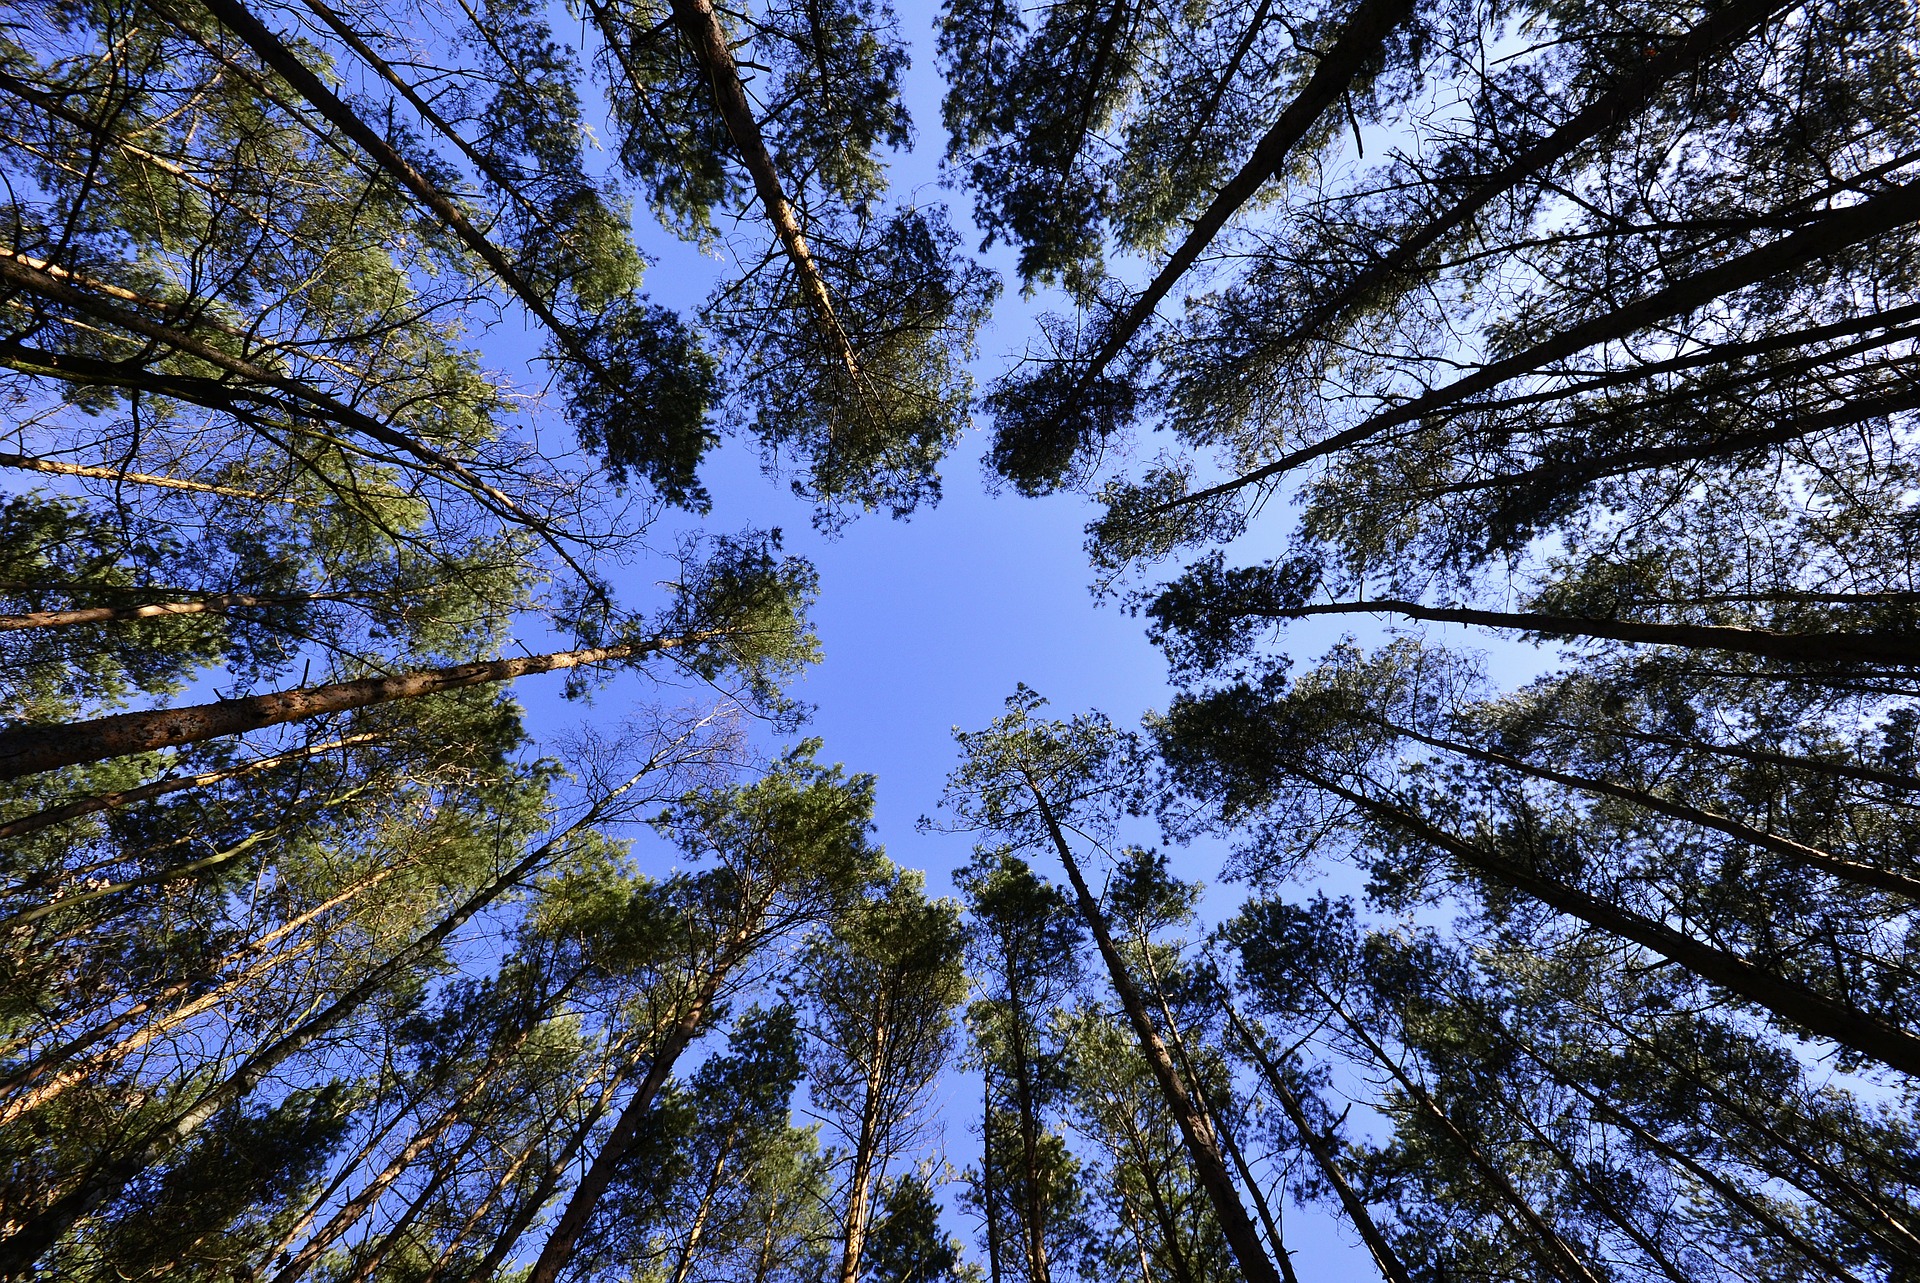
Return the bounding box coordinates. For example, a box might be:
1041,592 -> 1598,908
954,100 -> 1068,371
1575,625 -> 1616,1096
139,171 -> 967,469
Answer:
0,633 -> 702,781
1292,764 -> 1920,1078
1487,1018 -> 1871,1283
667,1128 -> 738,1283
1168,177 -> 1920,511
658,0 -> 863,383
1365,713 -> 1920,901
0,449 -> 291,504
833,1007 -> 891,1283
1222,1003 -> 1415,1283
1259,597 -> 1920,667
0,589 -> 366,632
524,988 -> 719,1283
981,1064 -> 1006,1283
0,773 -> 634,1275
189,0 -> 597,373
0,259 -> 573,561
1071,0 -> 1416,397
0,732 -> 379,842
266,1022 -> 538,1283
1024,778 -> 1283,1283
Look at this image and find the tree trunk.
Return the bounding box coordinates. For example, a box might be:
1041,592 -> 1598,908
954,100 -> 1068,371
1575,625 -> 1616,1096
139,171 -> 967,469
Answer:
0,781 -> 624,1274
1267,0 -> 1792,355
1221,1003 -> 1415,1283
0,590 -> 368,632
1173,176 -> 1920,508
981,1064 -> 1006,1283
1073,0 -> 1416,394
0,634 -> 701,780
1006,985 -> 1051,1283
653,0 -> 863,383
525,965 -> 735,1283
1295,765 -> 1920,1078
1262,599 -> 1920,668
1024,779 -> 1283,1283
1321,993 -> 1606,1283
1366,712 -> 1920,900
0,448 -> 293,503
0,732 -> 380,842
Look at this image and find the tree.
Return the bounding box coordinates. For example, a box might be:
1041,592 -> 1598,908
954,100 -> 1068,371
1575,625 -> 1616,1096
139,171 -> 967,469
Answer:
940,690 -> 1285,1283
800,866 -> 968,1283
956,850 -> 1088,1283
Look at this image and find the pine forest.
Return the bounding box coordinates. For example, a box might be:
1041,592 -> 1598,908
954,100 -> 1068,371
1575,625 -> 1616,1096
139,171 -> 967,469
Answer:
1,0 -> 1917,1277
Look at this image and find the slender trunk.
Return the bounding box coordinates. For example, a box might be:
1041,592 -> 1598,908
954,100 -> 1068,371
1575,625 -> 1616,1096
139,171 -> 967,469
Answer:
656,0 -> 862,383
667,1129 -> 738,1283
1366,713 -> 1920,900
0,788 -> 614,1274
1138,951 -> 1295,1283
525,968 -> 733,1283
1072,0 -> 1416,395
0,590 -> 369,632
1115,1192 -> 1161,1283
0,858 -> 407,1122
1006,985 -> 1051,1283
1261,598 -> 1920,667
0,733 -> 379,841
1321,993 -> 1605,1283
1494,1022 -> 1869,1283
981,1063 -> 1005,1283
1171,177 -> 1920,509
1294,765 -> 1920,1077
834,1009 -> 892,1283
3,780 -> 376,928
0,633 -> 705,780
1112,1109 -> 1199,1283
189,0 -> 595,372
1024,780 -> 1283,1283
1221,1002 -> 1414,1283
267,1023 -> 536,1283
1267,0 -> 1793,355
0,449 -> 292,503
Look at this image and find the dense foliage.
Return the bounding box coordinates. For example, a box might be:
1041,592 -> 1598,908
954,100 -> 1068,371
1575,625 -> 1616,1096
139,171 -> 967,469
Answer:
4,0 -> 1918,1277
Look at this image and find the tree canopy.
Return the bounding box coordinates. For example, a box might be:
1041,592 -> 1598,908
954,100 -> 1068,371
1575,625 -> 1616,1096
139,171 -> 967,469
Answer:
5,0 -> 1920,1277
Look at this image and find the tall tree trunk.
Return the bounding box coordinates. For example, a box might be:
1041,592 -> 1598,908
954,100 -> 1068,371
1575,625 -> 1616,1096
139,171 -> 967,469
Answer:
1293,764 -> 1920,1078
1363,711 -> 1920,899
526,950 -> 745,1283
1006,988 -> 1051,1283
0,732 -> 380,842
1260,598 -> 1920,668
1220,1003 -> 1414,1283
981,1064 -> 1006,1283
0,633 -> 706,780
1320,990 -> 1606,1283
0,448 -> 294,503
642,0 -> 862,383
667,1128 -> 739,1283
1172,177 -> 1920,509
1072,0 -> 1416,395
834,1010 -> 892,1283
0,590 -> 367,632
1023,778 -> 1283,1283
0,776 -> 631,1274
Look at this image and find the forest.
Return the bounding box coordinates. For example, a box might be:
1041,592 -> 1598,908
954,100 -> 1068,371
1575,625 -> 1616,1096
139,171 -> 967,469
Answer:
1,0 -> 1917,1277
